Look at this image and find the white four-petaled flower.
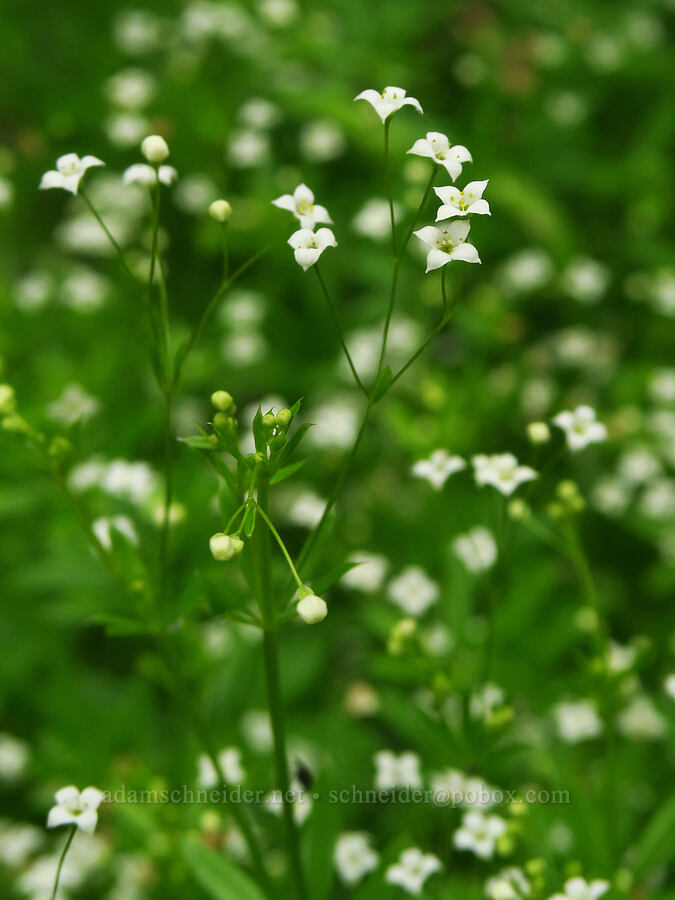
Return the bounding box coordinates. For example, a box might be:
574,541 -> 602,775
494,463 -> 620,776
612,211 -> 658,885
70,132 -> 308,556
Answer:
414,222 -> 481,272
47,786 -> 104,834
412,449 -> 465,490
123,164 -> 178,186
453,809 -> 507,859
547,876 -> 610,900
288,228 -> 337,271
385,847 -> 441,896
553,405 -> 607,452
407,132 -> 472,181
373,750 -> 422,790
435,180 -> 490,219
472,453 -> 538,496
39,154 -> 105,195
272,183 -> 332,229
354,86 -> 423,123
334,832 -> 379,886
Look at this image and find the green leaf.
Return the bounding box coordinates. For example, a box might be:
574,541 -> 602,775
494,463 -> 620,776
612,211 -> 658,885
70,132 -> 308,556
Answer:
302,765 -> 340,900
90,613 -> 150,636
311,561 -> 359,595
181,835 -> 266,900
289,397 -> 303,416
370,366 -> 392,403
631,793 -> 675,878
278,423 -> 312,466
270,459 -> 306,484
179,435 -> 216,451
243,505 -> 257,537
252,407 -> 266,453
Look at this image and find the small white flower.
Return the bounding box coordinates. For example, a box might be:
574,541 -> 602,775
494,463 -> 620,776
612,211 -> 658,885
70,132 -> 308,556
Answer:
47,786 -> 104,833
664,673 -> 675,700
47,384 -> 99,426
414,221 -> 481,272
453,528 -> 497,573
472,453 -> 537,496
485,866 -> 531,900
453,809 -> 507,859
352,197 -> 402,240
407,132 -> 472,181
123,164 -> 177,186
287,228 -> 337,271
272,183 -> 332,229
341,553 -> 389,592
266,779 -> 312,825
470,683 -> 505,724
334,832 -> 379,886
553,406 -> 607,452
554,699 -> 603,743
385,847 -> 441,895
0,733 -> 30,781
616,695 -> 666,741
300,120 -> 346,162
412,449 -> 466,490
297,589 -> 328,624
434,180 -> 490,219
39,154 -> 105,195
92,516 -> 138,550
198,748 -> 245,786
354,86 -> 423,123
388,566 -> 438,616
547,876 -> 610,900
561,257 -> 609,304
209,532 -> 244,562
373,750 -> 421,790
209,199 -> 232,222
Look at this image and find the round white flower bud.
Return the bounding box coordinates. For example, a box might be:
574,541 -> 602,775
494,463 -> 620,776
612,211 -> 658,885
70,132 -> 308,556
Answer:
209,532 -> 244,561
209,199 -> 232,222
141,134 -> 169,164
527,421 -> 550,445
297,592 -> 328,624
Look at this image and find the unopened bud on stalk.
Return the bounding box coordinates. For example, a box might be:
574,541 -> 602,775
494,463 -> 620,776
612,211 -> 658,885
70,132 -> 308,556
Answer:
209,532 -> 244,561
211,390 -> 234,412
141,135 -> 169,164
275,408 -> 292,430
209,199 -> 232,222
507,498 -> 530,520
297,586 -> 327,624
262,412 -> 276,431
527,421 -> 550,445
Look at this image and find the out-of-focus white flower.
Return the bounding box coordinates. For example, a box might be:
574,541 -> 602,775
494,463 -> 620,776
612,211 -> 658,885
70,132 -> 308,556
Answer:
606,641 -> 637,674
14,271 -> 54,312
285,488 -> 327,528
485,866 -> 531,900
0,822 -> 43,867
412,449 -> 466,490
664,674 -> 675,700
616,695 -> 666,740
341,553 -> 389,592
649,369 -> 675,404
385,847 -> 441,895
198,748 -> 245,786
0,176 -> 13,209
344,681 -> 380,717
500,248 -> 553,294
554,700 -> 603,743
287,228 -> 337,271
47,786 -> 104,833
39,154 -> 104,195
470,683 -> 505,723
547,876 -> 610,900
113,9 -> 162,55
545,91 -> 587,127
300,120 -> 346,162
105,69 -> 155,108
92,516 -> 138,550
374,750 -> 421,790
105,112 -> 149,148
266,779 -> 311,825
453,810 -> 507,859
388,566 -> 438,616
240,709 -> 273,753
453,527 -> 497,573
407,132 -> 472,181
102,460 -> 159,503
60,266 -> 109,312
435,180 -> 490,219
352,197 -> 402,240
414,221 -> 481,271
273,183 -> 332,229
553,406 -> 607,452
259,0 -> 298,27
239,97 -> 281,129
640,478 -> 675,519
472,453 -> 537,496
47,384 -> 99,426
616,447 -> 661,484
228,130 -> 270,167
307,398 -> 360,449
354,86 -> 423,123
123,164 -> 177,186
0,733 -> 30,781
561,257 -> 609,304
591,476 -> 632,517
334,832 -> 379,886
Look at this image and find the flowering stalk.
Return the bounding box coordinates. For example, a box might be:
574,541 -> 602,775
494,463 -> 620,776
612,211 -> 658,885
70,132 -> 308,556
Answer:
313,265 -> 366,395
49,824 -> 77,900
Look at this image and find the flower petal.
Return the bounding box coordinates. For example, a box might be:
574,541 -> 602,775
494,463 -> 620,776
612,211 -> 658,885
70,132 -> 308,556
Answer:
47,806 -> 76,829
413,226 -> 442,248
451,145 -> 473,163
354,89 -> 381,104
315,227 -> 337,249
39,170 -> 64,190
295,247 -> 321,271
80,787 -> 105,811
403,96 -> 424,115
407,139 -> 434,159
81,155 -> 105,170
434,186 -> 458,204
450,242 -> 481,264
467,199 -> 490,215
288,228 -> 315,249
435,205 -> 462,221
311,203 -> 333,224
55,786 -> 80,809
272,194 -> 296,213
446,220 -> 471,242
76,810 -> 98,833
425,248 -> 452,272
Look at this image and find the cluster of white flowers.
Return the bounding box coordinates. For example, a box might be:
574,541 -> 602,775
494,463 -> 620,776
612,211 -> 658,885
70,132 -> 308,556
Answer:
473,453 -> 538,496
272,183 -> 337,271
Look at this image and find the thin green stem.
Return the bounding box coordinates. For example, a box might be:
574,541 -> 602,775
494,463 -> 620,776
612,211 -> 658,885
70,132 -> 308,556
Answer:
50,825 -> 77,900
314,266 -> 366,395
400,167 -> 437,252
158,391 -> 174,615
253,500 -> 304,589
253,481 -> 307,899
383,119 -> 397,258
173,235 -> 281,387
79,190 -> 136,283
376,258 -> 400,378
221,223 -> 230,280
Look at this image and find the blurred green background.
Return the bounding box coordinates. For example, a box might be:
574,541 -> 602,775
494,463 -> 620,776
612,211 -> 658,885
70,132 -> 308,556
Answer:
0,0 -> 674,897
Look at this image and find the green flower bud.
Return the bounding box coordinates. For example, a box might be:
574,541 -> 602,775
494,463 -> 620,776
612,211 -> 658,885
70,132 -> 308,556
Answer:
297,589 -> 327,623
211,390 -> 234,412
141,134 -> 169,164
269,434 -> 286,450
556,480 -> 579,501
262,412 -> 276,431
1,413 -> 32,435
275,408 -> 292,430
0,384 -> 16,416
213,411 -> 233,431
527,421 -> 550,444
507,498 -> 530,520
48,436 -> 72,464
